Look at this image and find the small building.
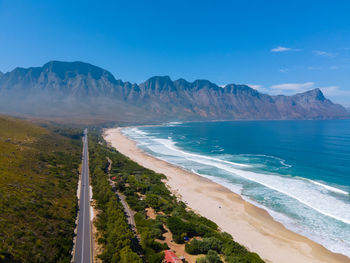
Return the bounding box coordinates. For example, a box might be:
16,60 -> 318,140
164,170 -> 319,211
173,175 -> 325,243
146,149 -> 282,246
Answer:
164,250 -> 183,263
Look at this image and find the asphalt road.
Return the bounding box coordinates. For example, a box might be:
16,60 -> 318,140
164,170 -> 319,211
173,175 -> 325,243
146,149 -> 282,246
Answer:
74,129 -> 92,263
117,191 -> 137,234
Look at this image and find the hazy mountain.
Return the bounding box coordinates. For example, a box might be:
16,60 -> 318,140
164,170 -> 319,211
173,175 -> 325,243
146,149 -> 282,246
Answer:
0,61 -> 145,123
0,61 -> 348,123
130,76 -> 347,120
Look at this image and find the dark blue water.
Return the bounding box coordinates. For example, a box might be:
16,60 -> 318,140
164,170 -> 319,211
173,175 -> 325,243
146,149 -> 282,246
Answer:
123,120 -> 350,257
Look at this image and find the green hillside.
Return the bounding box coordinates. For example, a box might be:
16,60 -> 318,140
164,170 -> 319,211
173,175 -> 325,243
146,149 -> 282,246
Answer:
0,116 -> 82,262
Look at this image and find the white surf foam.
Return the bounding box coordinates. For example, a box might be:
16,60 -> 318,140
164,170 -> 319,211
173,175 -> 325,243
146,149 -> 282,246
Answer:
308,180 -> 349,195
147,136 -> 350,225
124,127 -> 149,136
241,153 -> 292,168
165,121 -> 183,126
153,138 -> 250,168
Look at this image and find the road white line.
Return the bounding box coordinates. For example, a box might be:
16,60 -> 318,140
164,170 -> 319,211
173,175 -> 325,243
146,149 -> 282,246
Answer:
81,145 -> 85,263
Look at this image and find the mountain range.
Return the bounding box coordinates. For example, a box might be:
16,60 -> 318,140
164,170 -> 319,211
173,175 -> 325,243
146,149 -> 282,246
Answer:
0,61 -> 348,123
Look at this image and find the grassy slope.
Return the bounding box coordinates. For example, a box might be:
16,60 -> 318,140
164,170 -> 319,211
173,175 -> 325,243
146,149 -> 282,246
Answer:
0,116 -> 81,263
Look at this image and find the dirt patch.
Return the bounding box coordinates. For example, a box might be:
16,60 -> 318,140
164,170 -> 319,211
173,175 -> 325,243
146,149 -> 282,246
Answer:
146,207 -> 157,219
91,200 -> 103,263
156,225 -> 204,263
136,192 -> 146,199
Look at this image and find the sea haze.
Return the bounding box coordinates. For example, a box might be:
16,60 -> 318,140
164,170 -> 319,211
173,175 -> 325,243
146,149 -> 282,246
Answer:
123,120 -> 350,258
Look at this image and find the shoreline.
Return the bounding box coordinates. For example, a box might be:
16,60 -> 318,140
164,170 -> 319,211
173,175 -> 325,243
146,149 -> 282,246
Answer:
103,127 -> 350,263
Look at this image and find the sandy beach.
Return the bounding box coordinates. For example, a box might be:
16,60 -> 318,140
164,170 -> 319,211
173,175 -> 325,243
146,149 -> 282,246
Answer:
104,127 -> 350,263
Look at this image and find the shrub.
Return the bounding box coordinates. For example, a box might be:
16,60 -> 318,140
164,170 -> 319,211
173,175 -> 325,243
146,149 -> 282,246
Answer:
185,237 -> 222,254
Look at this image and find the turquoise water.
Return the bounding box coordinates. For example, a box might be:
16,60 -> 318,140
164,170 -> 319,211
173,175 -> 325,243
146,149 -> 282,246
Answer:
123,120 -> 350,257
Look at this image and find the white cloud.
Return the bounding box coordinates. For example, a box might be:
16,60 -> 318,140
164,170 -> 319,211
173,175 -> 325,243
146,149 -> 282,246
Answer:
248,82 -> 316,95
313,50 -> 336,57
270,82 -> 315,94
271,46 -> 301,53
308,65 -> 342,70
248,84 -> 262,89
319,86 -> 350,107
247,84 -> 273,93
308,66 -> 322,70
271,46 -> 292,52
246,82 -> 350,106
247,82 -> 349,106
320,86 -> 350,96
279,68 -> 289,73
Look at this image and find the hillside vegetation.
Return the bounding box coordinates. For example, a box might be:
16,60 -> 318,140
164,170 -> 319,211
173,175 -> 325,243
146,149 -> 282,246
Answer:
89,132 -> 264,263
0,116 -> 81,262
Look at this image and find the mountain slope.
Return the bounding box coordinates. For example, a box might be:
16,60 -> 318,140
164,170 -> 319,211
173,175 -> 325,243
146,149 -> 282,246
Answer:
0,61 -> 348,122
0,61 -> 146,123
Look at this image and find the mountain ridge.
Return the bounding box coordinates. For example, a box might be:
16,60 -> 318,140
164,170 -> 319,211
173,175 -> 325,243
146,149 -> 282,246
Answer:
0,61 -> 348,123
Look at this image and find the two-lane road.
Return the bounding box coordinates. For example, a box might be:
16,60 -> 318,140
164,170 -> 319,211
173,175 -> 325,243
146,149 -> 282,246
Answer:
74,129 -> 92,263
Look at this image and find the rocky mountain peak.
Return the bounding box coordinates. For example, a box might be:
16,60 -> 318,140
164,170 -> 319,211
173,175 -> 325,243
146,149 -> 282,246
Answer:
140,76 -> 175,91
294,88 -> 326,101
224,84 -> 259,96
42,61 -> 117,82
192,79 -> 218,89
308,88 -> 325,101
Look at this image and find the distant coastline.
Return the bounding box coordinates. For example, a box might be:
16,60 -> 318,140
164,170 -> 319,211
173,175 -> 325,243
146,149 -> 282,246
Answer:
104,127 -> 350,263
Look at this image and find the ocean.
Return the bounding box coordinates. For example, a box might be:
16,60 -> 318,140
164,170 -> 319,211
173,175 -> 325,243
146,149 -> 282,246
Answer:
123,120 -> 350,258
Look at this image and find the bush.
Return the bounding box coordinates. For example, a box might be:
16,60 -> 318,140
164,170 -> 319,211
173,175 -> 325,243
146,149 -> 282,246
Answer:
206,250 -> 222,263
167,217 -> 198,243
197,250 -> 222,263
185,237 -> 222,254
197,257 -> 210,263
119,246 -> 142,263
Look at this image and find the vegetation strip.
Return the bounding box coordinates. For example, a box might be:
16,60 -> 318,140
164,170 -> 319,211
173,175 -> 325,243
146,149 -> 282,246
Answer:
88,133 -> 142,262
89,131 -> 264,263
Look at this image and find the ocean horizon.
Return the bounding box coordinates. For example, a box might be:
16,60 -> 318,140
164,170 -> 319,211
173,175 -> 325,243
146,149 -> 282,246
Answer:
123,120 -> 350,258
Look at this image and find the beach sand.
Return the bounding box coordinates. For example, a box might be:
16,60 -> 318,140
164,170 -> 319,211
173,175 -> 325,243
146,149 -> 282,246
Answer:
104,127 -> 350,263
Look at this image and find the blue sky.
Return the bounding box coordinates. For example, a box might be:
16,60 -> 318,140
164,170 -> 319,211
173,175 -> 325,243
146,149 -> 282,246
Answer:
0,0 -> 350,106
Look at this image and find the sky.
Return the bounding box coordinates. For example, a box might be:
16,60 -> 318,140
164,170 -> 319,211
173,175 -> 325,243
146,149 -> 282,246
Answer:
0,0 -> 350,106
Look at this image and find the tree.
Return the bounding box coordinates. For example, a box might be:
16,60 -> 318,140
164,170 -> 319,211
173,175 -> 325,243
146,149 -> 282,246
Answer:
206,250 -> 221,263
119,247 -> 142,263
